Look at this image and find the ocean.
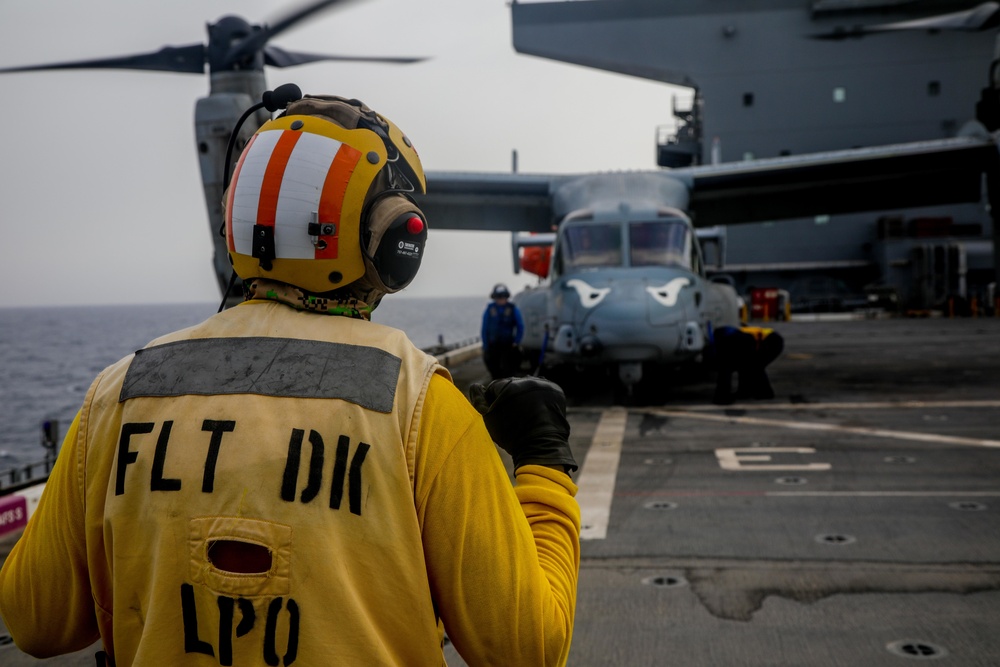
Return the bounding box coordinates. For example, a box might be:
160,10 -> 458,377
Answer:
0,296 -> 485,469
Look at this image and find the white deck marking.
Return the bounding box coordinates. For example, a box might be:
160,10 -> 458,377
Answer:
716,447 -> 831,471
576,407 -> 627,541
618,489 -> 1000,499
649,409 -> 1000,449
675,400 -> 1000,412
766,491 -> 1000,497
570,400 -> 997,539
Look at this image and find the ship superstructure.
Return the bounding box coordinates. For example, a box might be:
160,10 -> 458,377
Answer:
512,0 -> 998,311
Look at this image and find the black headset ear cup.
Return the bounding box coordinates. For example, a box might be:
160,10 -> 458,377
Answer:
365,195 -> 427,291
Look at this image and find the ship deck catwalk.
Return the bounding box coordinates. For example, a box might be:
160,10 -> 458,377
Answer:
4,318 -> 1000,666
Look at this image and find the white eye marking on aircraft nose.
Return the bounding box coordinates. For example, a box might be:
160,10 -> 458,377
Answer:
566,279 -> 611,308
646,277 -> 691,307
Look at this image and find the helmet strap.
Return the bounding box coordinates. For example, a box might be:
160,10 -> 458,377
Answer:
252,225 -> 276,270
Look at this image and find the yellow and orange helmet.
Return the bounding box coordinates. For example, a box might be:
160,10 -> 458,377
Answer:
225,95 -> 427,300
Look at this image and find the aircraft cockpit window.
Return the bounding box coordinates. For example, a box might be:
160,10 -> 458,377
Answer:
562,224 -> 623,270
629,221 -> 692,269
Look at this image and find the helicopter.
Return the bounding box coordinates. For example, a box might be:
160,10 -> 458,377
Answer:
415,129 -> 998,392
407,0 -> 1000,392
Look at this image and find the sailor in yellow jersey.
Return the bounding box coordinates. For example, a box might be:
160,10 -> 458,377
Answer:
0,94 -> 580,666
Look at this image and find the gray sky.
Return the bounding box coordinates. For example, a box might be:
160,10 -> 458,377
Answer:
0,0 -> 685,307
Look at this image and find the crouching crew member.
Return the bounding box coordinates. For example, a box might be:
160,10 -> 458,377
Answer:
712,324 -> 785,404
0,94 -> 580,667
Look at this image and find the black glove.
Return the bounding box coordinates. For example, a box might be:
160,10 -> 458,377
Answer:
468,376 -> 578,472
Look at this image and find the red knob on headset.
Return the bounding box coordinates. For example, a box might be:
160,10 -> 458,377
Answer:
406,216 -> 425,235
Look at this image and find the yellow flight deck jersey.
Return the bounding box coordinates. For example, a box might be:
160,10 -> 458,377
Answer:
740,326 -> 774,344
0,300 -> 580,666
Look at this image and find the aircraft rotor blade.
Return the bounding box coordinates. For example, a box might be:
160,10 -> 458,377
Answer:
225,0 -> 358,68
812,1 -> 1000,39
0,44 -> 207,75
264,44 -> 425,68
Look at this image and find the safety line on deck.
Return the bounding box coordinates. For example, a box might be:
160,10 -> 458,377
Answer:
648,409 -> 1000,449
615,490 -> 1000,498
767,490 -> 1000,497
576,407 -> 627,541
671,399 -> 1000,412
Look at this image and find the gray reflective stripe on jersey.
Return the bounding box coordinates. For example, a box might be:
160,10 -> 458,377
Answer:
120,337 -> 401,413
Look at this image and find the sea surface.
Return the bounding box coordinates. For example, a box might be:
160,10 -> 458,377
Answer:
0,296 -> 485,469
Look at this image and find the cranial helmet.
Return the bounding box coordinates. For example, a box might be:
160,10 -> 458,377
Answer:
225,95 -> 427,304
491,284 -> 511,299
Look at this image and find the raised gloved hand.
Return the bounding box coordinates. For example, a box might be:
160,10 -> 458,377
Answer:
468,376 -> 577,472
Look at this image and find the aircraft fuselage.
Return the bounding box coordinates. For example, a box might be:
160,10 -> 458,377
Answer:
514,201 -> 742,387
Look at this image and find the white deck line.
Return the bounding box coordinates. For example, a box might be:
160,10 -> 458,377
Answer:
670,400 -> 1000,412
576,407 -> 627,541
652,409 -> 1000,449
766,491 -> 1000,497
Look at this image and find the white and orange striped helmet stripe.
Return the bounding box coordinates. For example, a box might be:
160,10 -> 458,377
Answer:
226,115 -> 387,292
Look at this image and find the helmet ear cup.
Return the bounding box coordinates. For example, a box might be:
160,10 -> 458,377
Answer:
363,194 -> 427,292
